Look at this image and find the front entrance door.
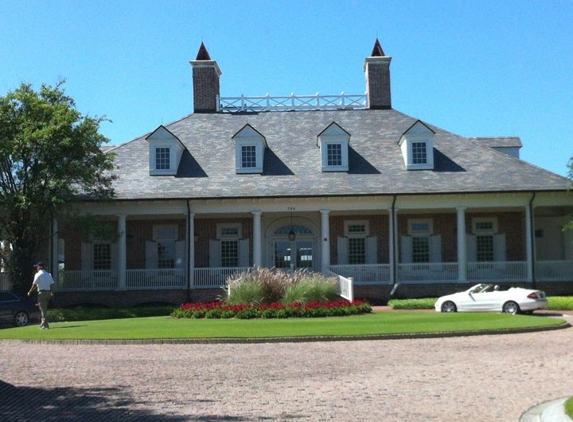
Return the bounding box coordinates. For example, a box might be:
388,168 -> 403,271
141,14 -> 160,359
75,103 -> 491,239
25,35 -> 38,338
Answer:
274,240 -> 314,271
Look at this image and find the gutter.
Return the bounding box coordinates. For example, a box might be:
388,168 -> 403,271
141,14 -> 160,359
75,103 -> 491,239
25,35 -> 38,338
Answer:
529,192 -> 537,289
390,195 -> 399,296
186,199 -> 192,302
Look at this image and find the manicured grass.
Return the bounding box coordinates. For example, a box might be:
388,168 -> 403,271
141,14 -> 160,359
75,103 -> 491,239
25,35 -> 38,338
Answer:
565,396 -> 573,418
0,311 -> 565,341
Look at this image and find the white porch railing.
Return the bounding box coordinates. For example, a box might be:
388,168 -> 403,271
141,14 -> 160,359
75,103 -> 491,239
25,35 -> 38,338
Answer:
126,269 -> 186,289
218,93 -> 368,113
0,272 -> 11,290
536,261 -> 573,282
325,270 -> 354,301
397,263 -> 459,284
59,270 -> 118,290
193,267 -> 251,289
328,264 -> 391,285
467,261 -> 527,282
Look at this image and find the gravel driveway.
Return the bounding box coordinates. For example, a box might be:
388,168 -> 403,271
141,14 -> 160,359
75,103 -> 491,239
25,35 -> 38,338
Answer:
1,316 -> 572,421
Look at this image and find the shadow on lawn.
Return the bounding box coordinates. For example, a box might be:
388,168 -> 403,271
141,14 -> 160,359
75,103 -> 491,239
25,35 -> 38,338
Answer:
0,380 -> 266,421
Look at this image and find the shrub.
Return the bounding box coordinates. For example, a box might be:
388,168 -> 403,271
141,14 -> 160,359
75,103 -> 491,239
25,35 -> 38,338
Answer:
388,298 -> 437,310
281,277 -> 338,304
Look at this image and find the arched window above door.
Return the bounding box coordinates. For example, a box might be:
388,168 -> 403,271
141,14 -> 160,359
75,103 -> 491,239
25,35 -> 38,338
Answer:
274,225 -> 313,236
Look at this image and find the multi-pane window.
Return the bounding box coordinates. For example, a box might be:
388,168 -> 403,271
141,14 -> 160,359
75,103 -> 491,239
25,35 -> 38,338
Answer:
473,219 -> 496,262
345,222 -> 368,265
219,225 -> 240,267
241,145 -> 257,168
476,235 -> 494,262
155,147 -> 171,170
327,143 -> 342,166
93,243 -> 111,270
154,226 -> 177,269
408,219 -> 432,263
412,237 -> 430,263
412,142 -> 427,164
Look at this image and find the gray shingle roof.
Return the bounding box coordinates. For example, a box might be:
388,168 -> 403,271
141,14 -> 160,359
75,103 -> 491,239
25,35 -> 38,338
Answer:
109,108 -> 570,200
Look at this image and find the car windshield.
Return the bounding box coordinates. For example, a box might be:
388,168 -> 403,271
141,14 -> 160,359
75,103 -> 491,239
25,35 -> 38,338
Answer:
470,284 -> 494,294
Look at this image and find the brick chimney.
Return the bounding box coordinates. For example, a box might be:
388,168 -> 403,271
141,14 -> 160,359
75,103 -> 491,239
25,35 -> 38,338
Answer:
190,43 -> 222,113
364,39 -> 392,109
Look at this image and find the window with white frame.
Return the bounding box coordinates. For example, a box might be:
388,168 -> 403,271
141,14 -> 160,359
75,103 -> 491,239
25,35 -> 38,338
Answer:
218,224 -> 241,267
408,219 -> 432,263
345,221 -> 368,265
154,225 -> 177,269
241,145 -> 257,168
155,146 -> 171,170
411,142 -> 427,165
318,123 -> 350,172
472,218 -> 497,262
93,243 -> 112,270
233,124 -> 266,174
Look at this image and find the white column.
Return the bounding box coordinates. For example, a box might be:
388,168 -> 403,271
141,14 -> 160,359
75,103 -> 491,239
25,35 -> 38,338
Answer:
118,214 -> 127,289
456,207 -> 467,282
189,212 -> 195,288
389,208 -> 397,284
525,205 -> 533,282
252,211 -> 262,267
51,218 -> 59,284
320,209 -> 330,272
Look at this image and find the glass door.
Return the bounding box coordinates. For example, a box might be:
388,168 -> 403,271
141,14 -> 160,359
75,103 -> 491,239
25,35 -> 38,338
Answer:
274,240 -> 314,271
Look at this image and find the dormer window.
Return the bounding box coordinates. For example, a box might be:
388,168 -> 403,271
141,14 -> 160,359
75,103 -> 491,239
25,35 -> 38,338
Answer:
146,126 -> 185,176
398,120 -> 435,170
318,122 -> 350,172
233,124 -> 266,174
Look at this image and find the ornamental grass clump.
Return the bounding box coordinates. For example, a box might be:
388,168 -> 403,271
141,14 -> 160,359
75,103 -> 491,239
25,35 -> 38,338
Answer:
225,268 -> 336,305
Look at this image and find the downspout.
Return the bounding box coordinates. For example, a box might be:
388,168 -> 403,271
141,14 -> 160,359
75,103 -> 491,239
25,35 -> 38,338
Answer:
529,192 -> 537,289
186,200 -> 191,302
390,195 -> 399,296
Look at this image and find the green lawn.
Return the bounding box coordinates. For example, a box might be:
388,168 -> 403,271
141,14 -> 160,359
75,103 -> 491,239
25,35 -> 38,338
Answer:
0,312 -> 566,341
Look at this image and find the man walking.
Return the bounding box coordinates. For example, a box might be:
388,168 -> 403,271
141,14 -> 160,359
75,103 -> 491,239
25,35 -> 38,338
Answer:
28,262 -> 55,329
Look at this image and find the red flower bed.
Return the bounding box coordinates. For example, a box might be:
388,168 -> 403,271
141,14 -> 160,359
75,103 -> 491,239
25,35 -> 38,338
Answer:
172,300 -> 371,319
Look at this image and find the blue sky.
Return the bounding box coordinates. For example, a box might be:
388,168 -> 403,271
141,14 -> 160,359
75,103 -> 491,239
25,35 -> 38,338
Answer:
1,0 -> 572,176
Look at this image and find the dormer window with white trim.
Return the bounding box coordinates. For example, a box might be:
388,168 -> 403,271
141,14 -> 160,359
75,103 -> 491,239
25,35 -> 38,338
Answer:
318,122 -> 350,172
146,126 -> 185,176
398,120 -> 435,170
233,124 -> 266,174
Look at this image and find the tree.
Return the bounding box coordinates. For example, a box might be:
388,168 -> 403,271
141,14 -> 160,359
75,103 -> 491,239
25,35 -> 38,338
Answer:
0,82 -> 115,294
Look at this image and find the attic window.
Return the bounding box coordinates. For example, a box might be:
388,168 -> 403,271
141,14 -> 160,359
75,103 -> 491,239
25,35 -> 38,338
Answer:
146,126 -> 185,176
233,124 -> 267,174
399,121 -> 435,170
318,122 -> 350,172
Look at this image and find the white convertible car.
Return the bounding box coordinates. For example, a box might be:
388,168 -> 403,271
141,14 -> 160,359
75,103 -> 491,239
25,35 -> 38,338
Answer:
435,283 -> 548,314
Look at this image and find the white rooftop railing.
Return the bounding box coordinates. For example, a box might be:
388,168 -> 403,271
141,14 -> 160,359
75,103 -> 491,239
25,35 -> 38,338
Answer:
218,93 -> 368,112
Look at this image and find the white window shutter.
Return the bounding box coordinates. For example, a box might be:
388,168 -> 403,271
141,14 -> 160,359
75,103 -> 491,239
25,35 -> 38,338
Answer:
429,235 -> 442,263
466,234 -> 477,262
81,242 -> 93,271
366,236 -> 378,264
337,237 -> 348,265
209,239 -> 221,267
175,240 -> 186,269
145,241 -> 158,269
401,235 -> 413,263
494,233 -> 506,262
238,238 -> 250,267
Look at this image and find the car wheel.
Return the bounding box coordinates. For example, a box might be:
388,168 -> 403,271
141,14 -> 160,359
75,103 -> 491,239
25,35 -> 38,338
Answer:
13,311 -> 29,327
502,301 -> 520,315
441,301 -> 457,313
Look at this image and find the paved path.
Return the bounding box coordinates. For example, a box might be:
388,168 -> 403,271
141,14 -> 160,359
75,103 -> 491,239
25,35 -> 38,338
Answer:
1,317 -> 572,421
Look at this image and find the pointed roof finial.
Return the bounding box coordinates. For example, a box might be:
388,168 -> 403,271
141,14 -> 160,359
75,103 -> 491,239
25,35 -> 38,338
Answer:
371,38 -> 385,57
195,42 -> 212,60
